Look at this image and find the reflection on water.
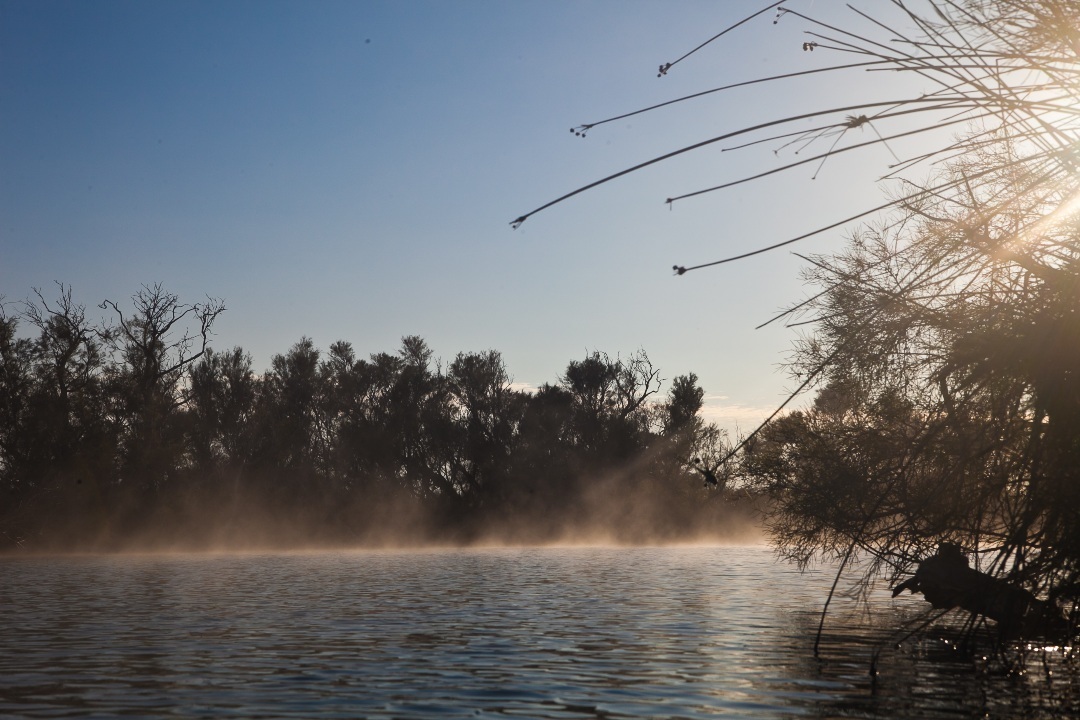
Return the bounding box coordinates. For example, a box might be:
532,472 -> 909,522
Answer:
1,546 -> 1077,718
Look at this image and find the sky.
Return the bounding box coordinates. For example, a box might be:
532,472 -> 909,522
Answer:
1,0 -> 937,435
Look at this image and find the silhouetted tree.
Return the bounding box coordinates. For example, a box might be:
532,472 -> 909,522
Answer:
100,284 -> 224,499
0,305 -> 36,545
187,346 -> 257,473
663,373 -> 704,436
560,349 -> 661,464
446,350 -> 522,509
21,285 -> 114,539
255,337 -> 323,474
378,337 -> 456,500
507,383 -> 577,518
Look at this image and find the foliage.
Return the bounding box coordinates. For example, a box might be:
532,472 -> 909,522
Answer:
0,286 -> 736,550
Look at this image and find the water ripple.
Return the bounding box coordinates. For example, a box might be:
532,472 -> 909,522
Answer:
2,546 -> 1077,718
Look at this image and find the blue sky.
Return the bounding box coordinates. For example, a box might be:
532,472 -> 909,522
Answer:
1,1 -> 932,434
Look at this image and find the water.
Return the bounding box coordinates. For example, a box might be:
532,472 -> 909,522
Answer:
2,546 -> 1077,718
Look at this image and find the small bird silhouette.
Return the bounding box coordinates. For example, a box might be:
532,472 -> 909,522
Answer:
691,457 -> 723,489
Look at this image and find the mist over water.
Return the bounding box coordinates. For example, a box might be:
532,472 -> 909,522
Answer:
9,465 -> 762,555
4,546 -> 1078,718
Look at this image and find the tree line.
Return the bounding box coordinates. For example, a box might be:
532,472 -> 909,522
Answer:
0,283 -> 744,551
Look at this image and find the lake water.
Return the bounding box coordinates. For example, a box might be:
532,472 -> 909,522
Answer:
2,545 -> 1077,718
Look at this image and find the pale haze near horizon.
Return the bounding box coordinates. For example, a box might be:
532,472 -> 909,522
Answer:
1,1 -> 930,436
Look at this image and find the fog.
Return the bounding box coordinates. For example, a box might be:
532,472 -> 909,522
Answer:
5,463 -> 762,555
